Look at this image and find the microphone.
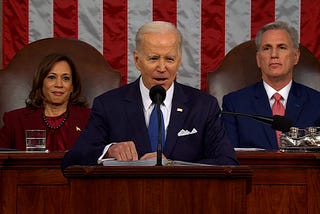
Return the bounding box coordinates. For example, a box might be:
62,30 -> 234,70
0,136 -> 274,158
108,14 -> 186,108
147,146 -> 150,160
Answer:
221,111 -> 292,132
149,85 -> 166,166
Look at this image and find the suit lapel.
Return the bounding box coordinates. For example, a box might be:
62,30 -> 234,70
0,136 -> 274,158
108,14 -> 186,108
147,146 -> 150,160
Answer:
253,82 -> 277,148
285,82 -> 304,125
124,79 -> 152,155
164,83 -> 188,155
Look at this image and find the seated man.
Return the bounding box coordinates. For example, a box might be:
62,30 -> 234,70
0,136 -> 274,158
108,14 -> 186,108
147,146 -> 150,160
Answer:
222,21 -> 320,150
62,21 -> 238,169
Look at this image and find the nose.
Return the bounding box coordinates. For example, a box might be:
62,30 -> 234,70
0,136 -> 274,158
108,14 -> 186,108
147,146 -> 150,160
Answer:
55,77 -> 63,87
270,48 -> 279,58
157,59 -> 166,72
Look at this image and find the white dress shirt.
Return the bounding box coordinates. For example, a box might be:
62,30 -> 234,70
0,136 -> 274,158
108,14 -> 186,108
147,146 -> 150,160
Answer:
139,78 -> 174,137
263,80 -> 292,109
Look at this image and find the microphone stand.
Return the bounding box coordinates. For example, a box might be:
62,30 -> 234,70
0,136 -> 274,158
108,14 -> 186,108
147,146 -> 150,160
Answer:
155,94 -> 163,166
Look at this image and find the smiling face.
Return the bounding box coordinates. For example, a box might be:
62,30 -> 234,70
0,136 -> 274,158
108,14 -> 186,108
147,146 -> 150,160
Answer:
256,29 -> 300,88
134,32 -> 181,91
42,60 -> 73,108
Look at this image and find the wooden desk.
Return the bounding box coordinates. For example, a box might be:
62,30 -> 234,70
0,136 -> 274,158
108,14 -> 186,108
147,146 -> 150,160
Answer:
64,165 -> 252,214
0,152 -> 68,214
237,151 -> 320,214
1,151 -> 319,214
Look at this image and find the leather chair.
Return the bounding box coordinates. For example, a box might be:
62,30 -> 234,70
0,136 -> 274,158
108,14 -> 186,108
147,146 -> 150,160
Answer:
0,38 -> 121,127
207,40 -> 320,106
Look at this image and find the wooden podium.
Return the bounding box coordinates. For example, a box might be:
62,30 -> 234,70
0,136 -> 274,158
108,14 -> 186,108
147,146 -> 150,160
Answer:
237,151 -> 320,214
63,165 -> 252,214
0,152 -> 68,214
2,151 -> 319,213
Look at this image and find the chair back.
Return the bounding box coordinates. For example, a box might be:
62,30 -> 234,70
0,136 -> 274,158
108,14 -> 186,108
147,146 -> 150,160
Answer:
0,38 -> 121,127
207,40 -> 320,106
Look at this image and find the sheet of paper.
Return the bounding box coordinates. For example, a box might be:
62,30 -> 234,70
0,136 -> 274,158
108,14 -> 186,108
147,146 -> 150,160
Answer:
101,158 -> 212,166
234,148 -> 266,151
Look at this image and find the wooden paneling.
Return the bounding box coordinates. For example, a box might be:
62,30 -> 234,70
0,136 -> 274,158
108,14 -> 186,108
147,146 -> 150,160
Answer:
237,151 -> 320,214
1,151 -> 320,213
65,166 -> 252,214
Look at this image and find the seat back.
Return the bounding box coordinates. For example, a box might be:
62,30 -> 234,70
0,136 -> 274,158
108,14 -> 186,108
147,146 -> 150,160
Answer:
0,38 -> 121,127
207,40 -> 320,106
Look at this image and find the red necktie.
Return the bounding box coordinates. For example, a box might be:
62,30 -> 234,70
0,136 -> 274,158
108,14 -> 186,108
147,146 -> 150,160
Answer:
272,93 -> 285,147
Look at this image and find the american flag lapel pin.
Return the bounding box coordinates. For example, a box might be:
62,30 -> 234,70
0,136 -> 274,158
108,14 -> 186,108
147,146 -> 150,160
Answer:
177,108 -> 183,112
76,126 -> 81,131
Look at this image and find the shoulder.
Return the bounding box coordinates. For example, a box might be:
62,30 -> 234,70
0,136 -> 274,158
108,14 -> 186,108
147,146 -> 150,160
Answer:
293,82 -> 320,96
225,82 -> 261,97
68,105 -> 90,113
95,81 -> 136,101
175,82 -> 218,106
68,105 -> 91,119
3,107 -> 37,117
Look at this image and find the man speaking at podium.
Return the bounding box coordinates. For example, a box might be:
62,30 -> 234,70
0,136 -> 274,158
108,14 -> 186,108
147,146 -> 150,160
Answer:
62,21 -> 238,169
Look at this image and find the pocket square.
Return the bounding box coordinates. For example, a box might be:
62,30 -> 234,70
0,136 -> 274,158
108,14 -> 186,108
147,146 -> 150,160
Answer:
177,128 -> 198,137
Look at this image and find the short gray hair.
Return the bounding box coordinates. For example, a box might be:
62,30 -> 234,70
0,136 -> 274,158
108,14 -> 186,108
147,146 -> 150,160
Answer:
135,21 -> 182,53
255,21 -> 299,50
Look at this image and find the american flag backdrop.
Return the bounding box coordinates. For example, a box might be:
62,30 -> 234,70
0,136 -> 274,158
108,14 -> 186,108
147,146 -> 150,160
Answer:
1,0 -> 320,91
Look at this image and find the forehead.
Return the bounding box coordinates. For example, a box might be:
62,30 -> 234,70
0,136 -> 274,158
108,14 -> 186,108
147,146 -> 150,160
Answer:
49,61 -> 72,74
260,29 -> 293,46
142,32 -> 179,47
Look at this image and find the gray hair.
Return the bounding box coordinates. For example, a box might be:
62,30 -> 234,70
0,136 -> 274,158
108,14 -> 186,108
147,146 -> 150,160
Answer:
135,21 -> 182,53
255,21 -> 299,50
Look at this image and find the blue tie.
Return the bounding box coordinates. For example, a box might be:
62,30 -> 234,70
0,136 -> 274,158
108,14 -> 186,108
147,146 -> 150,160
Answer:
148,105 -> 165,152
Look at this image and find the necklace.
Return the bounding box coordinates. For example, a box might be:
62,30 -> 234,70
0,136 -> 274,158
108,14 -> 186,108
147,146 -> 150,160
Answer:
42,110 -> 69,130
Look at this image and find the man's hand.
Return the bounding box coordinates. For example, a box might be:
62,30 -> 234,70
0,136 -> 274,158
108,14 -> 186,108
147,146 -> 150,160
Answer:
140,152 -> 166,160
106,141 -> 138,161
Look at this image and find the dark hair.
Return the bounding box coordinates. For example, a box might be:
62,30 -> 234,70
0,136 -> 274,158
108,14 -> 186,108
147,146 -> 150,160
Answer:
26,53 -> 88,108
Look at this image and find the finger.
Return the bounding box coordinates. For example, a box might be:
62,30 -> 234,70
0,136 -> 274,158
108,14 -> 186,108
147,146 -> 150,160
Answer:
140,152 -> 157,160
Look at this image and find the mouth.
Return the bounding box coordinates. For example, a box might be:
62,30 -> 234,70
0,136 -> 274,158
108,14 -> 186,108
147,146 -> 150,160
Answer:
52,92 -> 64,96
269,63 -> 281,69
153,77 -> 167,83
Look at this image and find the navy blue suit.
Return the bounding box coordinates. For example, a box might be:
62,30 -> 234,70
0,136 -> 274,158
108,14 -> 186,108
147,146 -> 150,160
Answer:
62,79 -> 238,169
222,81 -> 320,150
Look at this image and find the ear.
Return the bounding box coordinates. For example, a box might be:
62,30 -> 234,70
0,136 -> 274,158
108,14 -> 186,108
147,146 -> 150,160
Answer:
133,50 -> 141,70
256,51 -> 261,68
293,49 -> 301,65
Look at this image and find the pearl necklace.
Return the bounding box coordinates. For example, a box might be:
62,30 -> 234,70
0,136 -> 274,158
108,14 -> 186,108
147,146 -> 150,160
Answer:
42,110 -> 69,130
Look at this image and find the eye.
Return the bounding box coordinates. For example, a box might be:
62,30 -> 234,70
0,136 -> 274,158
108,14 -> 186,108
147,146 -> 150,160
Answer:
279,45 -> 287,50
147,56 -> 159,61
63,76 -> 71,81
166,57 -> 175,62
262,46 -> 270,51
47,75 -> 56,80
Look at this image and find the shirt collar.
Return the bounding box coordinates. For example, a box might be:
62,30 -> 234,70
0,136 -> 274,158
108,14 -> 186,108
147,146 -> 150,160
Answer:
139,78 -> 174,111
263,80 -> 292,101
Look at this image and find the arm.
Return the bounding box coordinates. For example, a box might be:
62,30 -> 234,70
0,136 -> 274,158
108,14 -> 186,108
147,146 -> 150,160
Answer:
201,97 -> 239,165
221,94 -> 240,148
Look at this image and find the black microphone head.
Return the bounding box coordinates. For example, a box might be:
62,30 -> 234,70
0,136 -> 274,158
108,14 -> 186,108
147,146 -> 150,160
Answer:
271,115 -> 293,132
149,85 -> 166,104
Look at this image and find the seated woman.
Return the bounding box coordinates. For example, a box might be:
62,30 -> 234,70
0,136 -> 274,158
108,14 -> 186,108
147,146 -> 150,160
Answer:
0,53 -> 90,151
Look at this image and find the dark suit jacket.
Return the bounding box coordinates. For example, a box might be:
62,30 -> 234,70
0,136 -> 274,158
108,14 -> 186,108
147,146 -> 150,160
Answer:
62,79 -> 238,169
0,105 -> 90,151
222,81 -> 320,150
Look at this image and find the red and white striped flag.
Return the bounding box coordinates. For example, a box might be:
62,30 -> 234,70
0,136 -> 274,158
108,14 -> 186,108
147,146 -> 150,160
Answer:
2,0 -> 320,91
